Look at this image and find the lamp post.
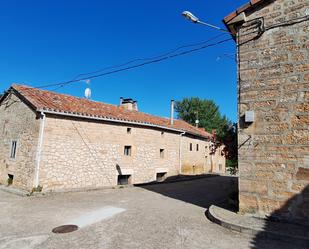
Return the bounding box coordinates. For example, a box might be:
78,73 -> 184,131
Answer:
182,11 -> 230,33
182,11 -> 236,174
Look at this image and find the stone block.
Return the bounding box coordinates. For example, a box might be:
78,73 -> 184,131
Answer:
240,179 -> 268,195
295,103 -> 309,113
296,168 -> 309,181
239,194 -> 258,213
258,198 -> 281,214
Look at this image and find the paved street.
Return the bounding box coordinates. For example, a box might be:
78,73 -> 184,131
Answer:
0,176 -> 304,249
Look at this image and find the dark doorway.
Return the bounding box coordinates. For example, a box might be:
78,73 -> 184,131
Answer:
156,172 -> 167,182
8,174 -> 14,185
117,175 -> 131,185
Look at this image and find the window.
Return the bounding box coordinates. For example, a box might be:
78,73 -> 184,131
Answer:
190,143 -> 192,151
10,140 -> 17,159
156,172 -> 166,182
124,146 -> 132,156
196,144 -> 199,151
118,175 -> 131,185
160,149 -> 165,158
219,164 -> 222,171
161,131 -> 165,137
127,127 -> 131,134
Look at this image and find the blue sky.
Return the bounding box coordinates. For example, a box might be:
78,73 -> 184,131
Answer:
0,0 -> 247,122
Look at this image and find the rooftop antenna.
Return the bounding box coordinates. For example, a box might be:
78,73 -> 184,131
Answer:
84,79 -> 91,99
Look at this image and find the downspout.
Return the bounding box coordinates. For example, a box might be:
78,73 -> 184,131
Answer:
170,100 -> 174,126
34,112 -> 46,188
210,153 -> 213,173
179,132 -> 186,174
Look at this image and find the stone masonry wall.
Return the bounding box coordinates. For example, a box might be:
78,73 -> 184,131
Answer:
181,137 -> 226,174
211,145 -> 226,174
39,115 -> 222,192
238,0 -> 309,222
181,136 -> 209,174
0,93 -> 40,191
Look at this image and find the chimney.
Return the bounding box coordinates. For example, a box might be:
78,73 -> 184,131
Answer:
133,101 -> 138,111
170,100 -> 174,125
120,98 -> 138,111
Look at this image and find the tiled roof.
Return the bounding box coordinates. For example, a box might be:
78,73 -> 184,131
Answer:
223,0 -> 271,23
9,84 -> 212,138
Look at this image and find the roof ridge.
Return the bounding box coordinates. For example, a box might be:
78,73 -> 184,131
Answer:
12,83 -> 183,122
11,83 -> 211,138
12,83 -> 119,108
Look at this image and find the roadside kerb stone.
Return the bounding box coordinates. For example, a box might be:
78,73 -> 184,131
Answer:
207,205 -> 309,247
0,185 -> 29,196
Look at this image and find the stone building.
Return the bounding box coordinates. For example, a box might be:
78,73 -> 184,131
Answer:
223,0 -> 308,223
0,84 -> 225,192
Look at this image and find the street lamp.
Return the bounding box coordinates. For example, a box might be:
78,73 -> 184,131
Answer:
182,11 -> 230,33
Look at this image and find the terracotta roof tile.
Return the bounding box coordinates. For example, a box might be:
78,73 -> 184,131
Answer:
223,0 -> 272,23
11,84 -> 211,138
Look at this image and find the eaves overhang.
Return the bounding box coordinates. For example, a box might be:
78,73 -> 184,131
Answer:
38,108 -> 211,140
222,0 -> 274,38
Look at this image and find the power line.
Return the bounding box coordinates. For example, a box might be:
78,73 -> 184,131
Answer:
36,14 -> 309,91
70,33 -> 228,81
5,14 -> 309,95
265,14 -> 309,31
239,14 -> 309,45
8,33 -> 232,95
32,37 -> 232,90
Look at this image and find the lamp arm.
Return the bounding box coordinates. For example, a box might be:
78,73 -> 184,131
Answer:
197,20 -> 230,33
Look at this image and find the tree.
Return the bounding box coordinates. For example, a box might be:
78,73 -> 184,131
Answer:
175,97 -> 229,140
175,97 -> 238,173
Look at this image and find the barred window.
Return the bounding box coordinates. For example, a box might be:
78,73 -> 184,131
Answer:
10,140 -> 17,159
124,146 -> 132,156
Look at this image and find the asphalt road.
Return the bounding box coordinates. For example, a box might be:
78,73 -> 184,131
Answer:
0,176 -> 303,249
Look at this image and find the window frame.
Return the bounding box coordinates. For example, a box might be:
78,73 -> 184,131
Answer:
160,149 -> 165,159
124,145 -> 132,156
10,140 -> 18,159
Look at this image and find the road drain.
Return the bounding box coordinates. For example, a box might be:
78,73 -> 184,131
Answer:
52,225 -> 79,234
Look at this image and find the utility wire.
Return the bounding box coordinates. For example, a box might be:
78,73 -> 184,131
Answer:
11,33 -> 232,95
265,14 -> 309,31
5,14 -> 309,95
71,33 -> 228,81
239,14 -> 309,45
32,37 -> 233,89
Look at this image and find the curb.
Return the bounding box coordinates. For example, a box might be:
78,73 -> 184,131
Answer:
0,185 -> 29,196
207,205 -> 309,247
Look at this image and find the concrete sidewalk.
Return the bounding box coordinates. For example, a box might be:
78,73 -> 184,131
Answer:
207,205 -> 309,247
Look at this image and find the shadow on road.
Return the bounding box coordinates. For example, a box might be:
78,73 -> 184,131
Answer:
250,185 -> 309,249
136,174 -> 239,212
